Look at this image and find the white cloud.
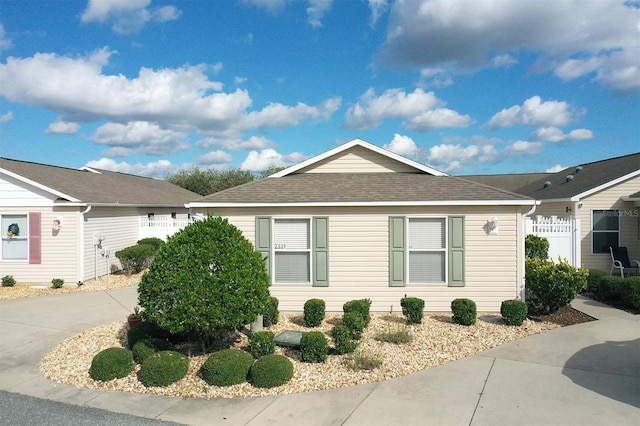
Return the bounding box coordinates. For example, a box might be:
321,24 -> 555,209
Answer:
241,0 -> 289,14
0,49 -> 339,151
195,151 -> 233,166
545,164 -> 566,173
379,0 -> 640,93
240,148 -> 306,171
0,111 -> 13,123
81,0 -> 181,34
426,144 -> 499,172
344,88 -> 471,131
502,140 -> 544,156
383,134 -> 418,157
485,96 -> 582,130
45,121 -> 80,134
85,157 -> 180,178
307,0 -> 333,28
197,135 -> 273,151
530,127 -> 593,143
0,23 -> 12,52
368,0 -> 389,27
90,121 -> 189,155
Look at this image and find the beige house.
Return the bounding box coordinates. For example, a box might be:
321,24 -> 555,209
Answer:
189,139 -> 536,312
0,158 -> 198,284
466,152 -> 640,271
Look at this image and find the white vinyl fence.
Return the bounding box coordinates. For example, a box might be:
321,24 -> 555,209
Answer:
139,217 -> 194,241
525,215 -> 581,266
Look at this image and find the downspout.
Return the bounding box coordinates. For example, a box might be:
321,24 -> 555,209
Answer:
79,205 -> 92,283
520,202 -> 539,302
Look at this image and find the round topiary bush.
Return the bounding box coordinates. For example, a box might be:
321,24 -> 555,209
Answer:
132,338 -> 172,364
201,348 -> 255,386
249,331 -> 275,359
303,298 -> 325,327
300,331 -> 329,363
138,216 -> 271,353
250,354 -> 294,388
500,300 -> 528,326
343,299 -> 372,328
400,296 -> 425,324
89,347 -> 134,381
262,296 -> 280,327
331,324 -> 358,355
342,311 -> 367,339
451,298 -> 477,326
138,351 -> 189,387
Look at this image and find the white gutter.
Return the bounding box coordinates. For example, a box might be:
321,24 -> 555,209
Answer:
188,200 -> 537,208
79,205 -> 92,283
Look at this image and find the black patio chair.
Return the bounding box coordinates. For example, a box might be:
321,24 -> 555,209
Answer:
609,246 -> 640,277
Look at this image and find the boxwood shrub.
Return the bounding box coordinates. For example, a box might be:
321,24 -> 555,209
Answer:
400,296 -> 425,324
343,299 -> 372,328
250,354 -> 294,388
89,347 -> 134,381
451,298 -> 477,326
249,331 -> 275,358
2,275 -> 16,287
127,321 -> 172,349
138,351 -> 189,387
303,299 -> 325,327
262,296 -> 280,327
330,325 -> 358,355
342,311 -> 367,340
115,244 -> 156,274
500,300 -> 528,326
300,331 -> 329,363
132,338 -> 172,364
201,348 -> 254,386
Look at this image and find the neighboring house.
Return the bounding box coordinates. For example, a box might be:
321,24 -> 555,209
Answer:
464,152 -> 640,271
188,139 -> 536,312
0,158 -> 198,284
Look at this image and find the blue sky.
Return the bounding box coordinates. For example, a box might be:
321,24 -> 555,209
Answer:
0,0 -> 638,178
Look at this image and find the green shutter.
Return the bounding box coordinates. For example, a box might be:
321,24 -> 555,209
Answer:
312,217 -> 329,287
448,216 -> 465,287
389,216 -> 406,287
255,217 -> 271,277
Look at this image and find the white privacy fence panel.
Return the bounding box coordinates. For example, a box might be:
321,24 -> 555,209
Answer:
139,217 -> 195,241
525,215 -> 581,267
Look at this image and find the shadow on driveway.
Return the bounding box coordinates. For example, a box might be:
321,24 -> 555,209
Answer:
562,338 -> 640,408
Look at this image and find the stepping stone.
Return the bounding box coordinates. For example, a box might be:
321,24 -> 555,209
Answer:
274,330 -> 304,348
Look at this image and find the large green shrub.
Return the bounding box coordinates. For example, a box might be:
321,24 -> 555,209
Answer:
400,296 -> 425,324
586,269 -> 609,294
89,347 -> 134,381
249,331 -> 275,358
300,331 -> 329,363
343,299 -> 372,327
525,234 -> 549,260
249,354 -> 294,388
594,275 -> 640,310
132,338 -> 171,364
451,298 -> 477,326
2,275 -> 16,287
525,258 -> 588,314
201,348 -> 254,386
619,276 -> 640,310
138,216 -> 271,352
342,311 -> 367,340
138,351 -> 189,387
500,300 -> 528,326
136,238 -> 165,251
127,321 -> 172,349
330,325 -> 358,355
262,296 -> 279,327
303,299 -> 325,327
116,244 -> 156,274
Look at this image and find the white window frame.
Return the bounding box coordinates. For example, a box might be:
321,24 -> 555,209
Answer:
592,209 -> 619,254
273,217 -> 312,284
1,214 -> 29,262
407,217 -> 447,284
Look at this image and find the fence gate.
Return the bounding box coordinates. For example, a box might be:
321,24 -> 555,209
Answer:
525,215 -> 581,266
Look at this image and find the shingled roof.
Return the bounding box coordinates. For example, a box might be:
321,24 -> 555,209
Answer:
190,173 -> 534,206
1,158 -> 198,206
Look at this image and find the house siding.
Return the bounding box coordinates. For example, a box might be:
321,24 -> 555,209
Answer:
296,145 -> 420,174
199,205 -> 523,312
0,175 -> 56,207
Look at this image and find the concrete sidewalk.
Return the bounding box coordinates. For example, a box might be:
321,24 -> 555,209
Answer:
1,289 -> 638,425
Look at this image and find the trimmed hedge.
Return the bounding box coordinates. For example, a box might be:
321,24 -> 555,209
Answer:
500,300 -> 528,326
525,258 -> 587,314
138,351 -> 189,387
300,331 -> 329,363
400,297 -> 425,324
250,354 -> 294,388
116,244 -> 156,274
451,298 -> 476,326
303,299 -> 326,328
132,338 -> 171,364
201,349 -> 254,386
342,311 -> 367,340
262,296 -> 280,327
127,321 -> 172,349
331,325 -> 358,355
343,299 -> 372,328
89,347 -> 134,381
590,272 -> 640,310
136,237 -> 165,251
249,331 -> 275,358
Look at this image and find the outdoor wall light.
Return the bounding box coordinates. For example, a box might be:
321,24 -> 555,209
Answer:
487,217 -> 499,235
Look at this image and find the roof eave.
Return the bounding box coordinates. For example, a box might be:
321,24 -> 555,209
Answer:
187,199 -> 536,208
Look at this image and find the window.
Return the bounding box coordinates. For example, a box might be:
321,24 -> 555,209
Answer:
274,219 -> 310,283
2,214 -> 28,261
408,218 -> 446,283
592,210 -> 619,253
